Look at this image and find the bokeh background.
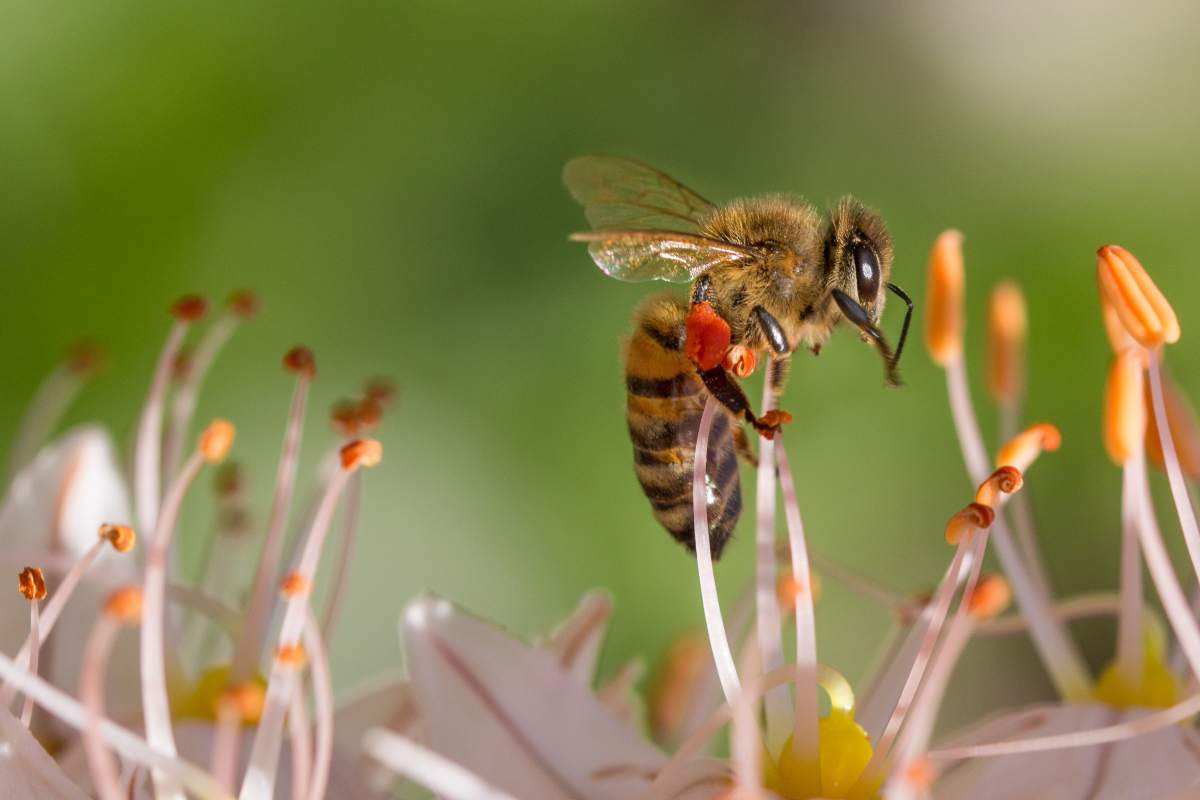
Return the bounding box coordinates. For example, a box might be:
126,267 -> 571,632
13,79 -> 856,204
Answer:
3,0 -> 1200,732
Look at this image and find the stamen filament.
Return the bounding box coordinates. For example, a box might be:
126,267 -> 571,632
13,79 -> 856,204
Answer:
304,606 -> 334,800
364,729 -> 518,800
81,615 -> 128,800
754,369 -> 789,750
134,316 -> 191,535
288,683 -> 312,800
5,355 -> 91,481
321,471 -> 361,640
976,592 -> 1123,636
1147,357 -> 1200,588
775,439 -> 820,770
21,600 -> 40,727
1117,459 -> 1145,686
689,397 -> 740,704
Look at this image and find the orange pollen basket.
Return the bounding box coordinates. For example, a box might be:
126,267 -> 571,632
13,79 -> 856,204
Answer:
17,567 -> 46,602
684,301 -> 732,371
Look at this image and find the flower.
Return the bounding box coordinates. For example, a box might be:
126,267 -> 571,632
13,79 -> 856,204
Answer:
0,291 -> 401,799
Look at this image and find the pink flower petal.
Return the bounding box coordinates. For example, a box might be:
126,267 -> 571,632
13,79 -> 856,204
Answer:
542,591 -> 613,685
0,706 -> 90,799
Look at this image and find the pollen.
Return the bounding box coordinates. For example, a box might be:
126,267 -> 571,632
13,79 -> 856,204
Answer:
104,587 -> 143,622
945,503 -> 994,544
974,466 -> 1024,508
684,301 -> 732,371
171,294 -> 209,322
340,438 -> 383,470
1096,245 -> 1180,349
986,281 -> 1027,405
924,230 -> 965,366
966,574 -> 1012,620
275,644 -> 307,668
723,344 -> 757,378
227,289 -> 260,319
1104,350 -> 1148,466
17,567 -> 46,601
1145,371 -> 1200,478
280,572 -> 311,598
199,419 -> 236,463
283,345 -> 317,379
996,423 -> 1061,472
99,523 -> 136,553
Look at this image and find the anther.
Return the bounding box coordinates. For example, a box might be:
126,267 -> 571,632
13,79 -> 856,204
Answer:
945,503 -> 995,544
104,587 -> 143,623
340,439 -> 383,470
214,462 -> 244,498
331,400 -> 361,437
996,422 -> 1062,472
222,681 -> 266,724
283,346 -> 316,380
967,574 -> 1012,620
275,644 -> 307,668
199,419 -> 236,463
98,523 -> 136,553
974,466 -> 1024,508
900,756 -> 937,792
66,341 -> 105,377
227,289 -> 260,320
280,573 -> 311,598
1101,295 -> 1138,355
17,567 -> 46,602
363,378 -> 396,408
1096,245 -> 1180,349
357,397 -> 383,432
987,281 -> 1027,406
1104,350 -> 1148,465
777,571 -> 821,609
924,230 -> 965,366
171,295 -> 209,323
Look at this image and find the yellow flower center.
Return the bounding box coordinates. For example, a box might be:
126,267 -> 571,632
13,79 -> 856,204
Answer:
1094,625 -> 1179,710
172,664 -> 267,725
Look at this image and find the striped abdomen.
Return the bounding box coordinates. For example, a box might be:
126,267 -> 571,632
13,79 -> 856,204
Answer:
623,294 -> 742,559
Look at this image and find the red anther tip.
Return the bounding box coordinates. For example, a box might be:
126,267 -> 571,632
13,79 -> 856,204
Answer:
684,302 -> 732,371
283,346 -> 316,379
171,295 -> 209,322
227,289 -> 260,319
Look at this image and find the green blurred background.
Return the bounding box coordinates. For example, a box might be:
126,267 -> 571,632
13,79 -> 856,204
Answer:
2,0 -> 1199,730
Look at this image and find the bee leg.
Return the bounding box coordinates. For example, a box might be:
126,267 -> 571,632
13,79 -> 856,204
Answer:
697,366 -> 792,440
733,425 -> 759,468
831,288 -> 902,387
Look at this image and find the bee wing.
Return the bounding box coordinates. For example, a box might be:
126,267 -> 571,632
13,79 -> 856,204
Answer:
570,230 -> 758,283
563,155 -> 717,232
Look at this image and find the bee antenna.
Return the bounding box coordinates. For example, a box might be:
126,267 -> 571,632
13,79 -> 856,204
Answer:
886,282 -> 914,372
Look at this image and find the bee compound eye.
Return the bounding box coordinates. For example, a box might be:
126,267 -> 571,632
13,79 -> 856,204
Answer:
853,243 -> 881,304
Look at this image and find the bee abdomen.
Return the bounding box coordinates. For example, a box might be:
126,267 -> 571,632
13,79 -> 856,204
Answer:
623,294 -> 742,559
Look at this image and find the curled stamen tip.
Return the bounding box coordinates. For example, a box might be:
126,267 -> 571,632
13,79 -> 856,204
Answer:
66,341 -> 105,377
17,567 -> 46,601
104,587 -> 143,622
987,281 -> 1027,405
967,574 -> 1012,620
275,644 -> 307,668
280,572 -> 311,598
722,344 -> 757,378
996,422 -> 1061,472
283,346 -> 317,379
974,466 -> 1024,507
945,503 -> 994,544
98,523 -> 136,553
1096,244 -> 1180,349
222,681 -> 266,724
341,438 -> 383,470
1104,350 -> 1147,466
199,419 -> 236,463
227,289 -> 260,319
171,295 -> 209,322
924,229 -> 965,366
900,757 -> 937,791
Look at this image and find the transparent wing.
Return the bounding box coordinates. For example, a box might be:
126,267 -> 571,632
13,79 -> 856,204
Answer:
571,230 -> 757,283
563,155 -> 717,232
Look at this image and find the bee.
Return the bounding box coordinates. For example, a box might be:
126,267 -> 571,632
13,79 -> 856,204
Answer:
564,155 -> 912,558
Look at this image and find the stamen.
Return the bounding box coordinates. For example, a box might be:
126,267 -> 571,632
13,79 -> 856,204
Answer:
162,290 -> 258,480
17,566 -> 46,601
924,230 -> 965,366
280,572 -> 311,597
135,296 -> 206,534
945,503 -> 994,545
1111,355 -> 1149,687
1101,293 -> 1138,355
239,439 -> 380,800
966,574 -> 1013,620
82,588 -> 141,800
1096,245 -> 1180,349
320,470 -> 362,639
1147,357 -> 1200,594
986,281 -> 1027,409
141,421 -> 233,800
364,729 -> 518,800
995,423 -> 1061,473
17,568 -> 44,728
99,523 -> 136,553
1105,350 -> 1148,466
231,347 -> 315,686
807,551 -> 909,613
775,439 -> 820,772
977,592 -> 1124,636
5,341 -> 103,481
753,367 -> 789,751
974,467 -> 1023,509
1145,369 -> 1200,478
287,682 -> 312,800
689,397 -> 740,704
304,607 -> 334,800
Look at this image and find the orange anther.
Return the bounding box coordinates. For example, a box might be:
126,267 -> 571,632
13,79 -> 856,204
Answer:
945,503 -> 995,544
104,587 -> 143,623
996,423 -> 1061,472
924,230 -> 965,366
275,644 -> 307,668
974,466 -> 1024,508
340,439 -> 383,470
227,290 -> 260,319
99,523 -> 136,553
1096,245 -> 1180,349
1104,350 -> 1147,466
283,346 -> 317,380
967,574 -> 1012,620
722,345 -> 757,378
199,420 -> 236,464
17,567 -> 46,601
986,281 -> 1027,405
280,573 -> 311,598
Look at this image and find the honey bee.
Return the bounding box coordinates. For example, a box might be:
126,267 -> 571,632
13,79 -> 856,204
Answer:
564,155 -> 912,558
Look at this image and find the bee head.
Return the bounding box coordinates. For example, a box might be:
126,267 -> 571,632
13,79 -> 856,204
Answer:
824,197 -> 894,326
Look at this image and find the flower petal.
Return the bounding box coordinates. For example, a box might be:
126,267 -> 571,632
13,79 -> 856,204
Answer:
934,703 -> 1200,799
403,594 -> 667,800
0,706 -> 90,799
542,590 -> 613,685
